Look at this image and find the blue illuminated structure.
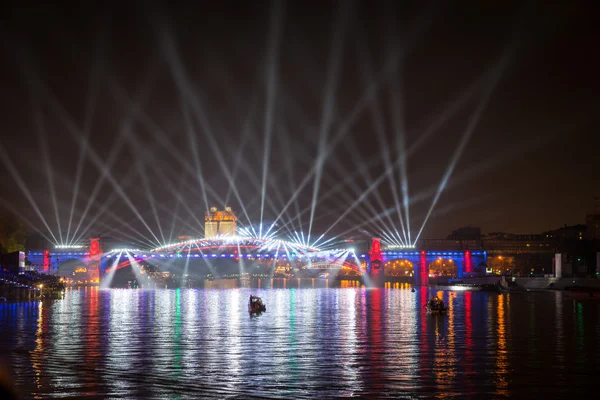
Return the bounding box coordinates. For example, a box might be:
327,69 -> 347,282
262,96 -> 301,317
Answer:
27,237 -> 487,286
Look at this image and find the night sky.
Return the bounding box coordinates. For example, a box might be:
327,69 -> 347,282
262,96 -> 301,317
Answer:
0,1 -> 598,246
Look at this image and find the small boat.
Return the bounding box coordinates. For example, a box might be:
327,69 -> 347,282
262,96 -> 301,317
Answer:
425,297 -> 447,315
428,305 -> 448,315
564,286 -> 600,300
248,295 -> 266,313
446,283 -> 483,291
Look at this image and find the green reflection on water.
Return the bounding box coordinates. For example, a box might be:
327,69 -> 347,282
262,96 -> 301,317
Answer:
576,302 -> 584,365
165,288 -> 183,399
173,288 -> 182,382
288,288 -> 299,386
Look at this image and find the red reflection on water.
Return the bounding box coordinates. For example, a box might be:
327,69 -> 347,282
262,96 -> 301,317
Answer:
356,289 -> 385,393
418,288 -> 429,384
84,287 -> 101,396
464,291 -> 475,392
420,288 -> 429,314
368,289 -> 384,389
465,292 -> 473,349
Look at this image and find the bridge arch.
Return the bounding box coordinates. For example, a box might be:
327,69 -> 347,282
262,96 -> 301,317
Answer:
384,258 -> 414,277
428,257 -> 458,277
56,258 -> 89,278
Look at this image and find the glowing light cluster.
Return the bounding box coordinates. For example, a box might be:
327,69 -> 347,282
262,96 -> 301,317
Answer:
322,248 -> 355,254
108,248 -> 141,253
152,235 -> 321,253
154,238 -> 201,251
55,245 -> 85,249
110,252 -> 335,259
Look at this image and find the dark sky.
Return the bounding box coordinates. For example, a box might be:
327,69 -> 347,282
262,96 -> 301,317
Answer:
0,0 -> 598,247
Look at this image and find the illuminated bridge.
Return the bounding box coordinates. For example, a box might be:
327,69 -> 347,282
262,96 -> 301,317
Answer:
25,236 -> 494,287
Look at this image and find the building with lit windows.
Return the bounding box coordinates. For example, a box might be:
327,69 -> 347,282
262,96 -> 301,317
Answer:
204,207 -> 237,238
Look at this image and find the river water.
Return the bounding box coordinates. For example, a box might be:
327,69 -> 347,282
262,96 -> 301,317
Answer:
1,286 -> 599,399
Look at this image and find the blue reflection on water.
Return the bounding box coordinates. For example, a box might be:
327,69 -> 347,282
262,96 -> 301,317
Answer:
1,286 -> 599,399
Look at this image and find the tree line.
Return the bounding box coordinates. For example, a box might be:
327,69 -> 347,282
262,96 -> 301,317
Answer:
0,214 -> 27,254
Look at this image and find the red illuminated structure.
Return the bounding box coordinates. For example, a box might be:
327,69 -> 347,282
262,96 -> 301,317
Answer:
464,251 -> 472,276
368,238 -> 384,287
43,250 -> 50,273
87,238 -> 101,283
418,251 -> 429,286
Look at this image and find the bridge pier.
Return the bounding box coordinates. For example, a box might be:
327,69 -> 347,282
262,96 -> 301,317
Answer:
87,238 -> 101,284
367,238 -> 385,287
464,250 -> 472,276
43,250 -> 50,273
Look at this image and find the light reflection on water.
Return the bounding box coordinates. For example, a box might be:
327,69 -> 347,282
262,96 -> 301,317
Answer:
1,286 -> 599,399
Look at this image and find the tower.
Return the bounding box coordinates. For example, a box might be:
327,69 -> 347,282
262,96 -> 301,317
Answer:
87,238 -> 101,283
204,207 -> 237,238
205,207 -> 219,238
368,237 -> 384,287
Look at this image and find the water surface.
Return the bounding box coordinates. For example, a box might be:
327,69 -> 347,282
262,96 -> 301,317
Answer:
1,287 -> 599,398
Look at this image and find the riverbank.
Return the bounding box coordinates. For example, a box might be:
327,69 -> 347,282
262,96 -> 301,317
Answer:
0,285 -> 41,300
0,286 -> 64,300
515,277 -> 600,290
432,276 -> 600,291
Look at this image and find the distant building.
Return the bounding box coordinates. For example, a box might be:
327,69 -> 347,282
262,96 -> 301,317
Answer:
0,251 -> 25,274
447,226 -> 481,240
204,207 -> 237,238
485,232 -> 545,241
585,197 -> 600,240
544,224 -> 587,241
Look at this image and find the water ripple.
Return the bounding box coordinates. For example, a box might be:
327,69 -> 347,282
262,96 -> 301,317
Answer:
1,287 -> 599,398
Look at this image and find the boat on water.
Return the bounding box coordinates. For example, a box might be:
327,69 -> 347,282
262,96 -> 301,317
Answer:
564,286 -> 600,300
425,296 -> 447,315
248,295 -> 266,313
446,283 -> 484,291
446,276 -> 513,293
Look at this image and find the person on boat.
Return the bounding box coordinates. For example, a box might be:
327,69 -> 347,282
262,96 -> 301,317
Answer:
428,297 -> 435,309
429,296 -> 442,310
250,295 -> 263,307
438,298 -> 445,310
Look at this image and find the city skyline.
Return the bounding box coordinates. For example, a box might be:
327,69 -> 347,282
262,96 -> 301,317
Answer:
0,1 -> 598,248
